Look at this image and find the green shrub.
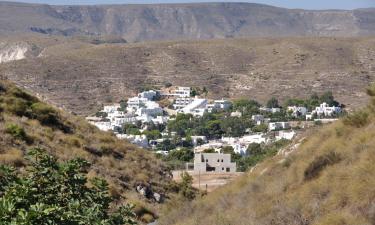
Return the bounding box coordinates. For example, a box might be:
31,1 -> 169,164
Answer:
4,97 -> 30,117
342,111 -> 369,128
31,103 -> 71,133
0,148 -> 136,225
304,151 -> 341,181
5,124 -> 28,141
9,87 -> 38,103
31,102 -> 59,125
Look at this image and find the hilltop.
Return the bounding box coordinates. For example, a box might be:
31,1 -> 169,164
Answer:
0,2 -> 374,41
159,86 -> 375,225
0,80 -> 174,222
1,36 -> 374,115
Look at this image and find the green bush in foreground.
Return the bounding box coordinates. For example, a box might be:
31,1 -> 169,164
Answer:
0,148 -> 136,225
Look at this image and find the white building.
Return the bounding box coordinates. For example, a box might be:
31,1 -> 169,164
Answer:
240,133 -> 267,144
191,136 -> 208,146
138,90 -> 158,101
287,106 -> 308,117
90,121 -> 112,132
117,134 -> 149,148
103,104 -> 121,113
252,114 -> 265,125
312,103 -> 341,117
260,107 -> 281,114
268,122 -> 290,131
112,114 -> 137,127
194,142 -> 223,153
178,97 -> 208,116
193,153 -> 236,173
276,130 -> 296,141
173,87 -> 191,98
135,101 -> 163,117
152,116 -> 170,125
173,97 -> 194,109
127,97 -> 149,111
207,99 -> 232,112
230,111 -> 242,117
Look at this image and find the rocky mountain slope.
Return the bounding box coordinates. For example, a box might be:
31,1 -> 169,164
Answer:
0,80 -> 173,222
159,86 -> 375,225
1,36 -> 374,115
0,2 -> 374,42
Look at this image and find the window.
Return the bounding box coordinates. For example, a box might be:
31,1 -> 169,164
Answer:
222,167 -> 224,170
217,159 -> 220,162
226,168 -> 230,172
221,159 -> 224,162
206,159 -> 208,162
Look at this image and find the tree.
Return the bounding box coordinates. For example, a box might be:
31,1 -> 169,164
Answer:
266,97 -> 280,108
246,143 -> 262,156
143,130 -> 161,140
320,91 -> 339,106
119,99 -> 127,112
0,148 -> 136,225
179,172 -> 196,200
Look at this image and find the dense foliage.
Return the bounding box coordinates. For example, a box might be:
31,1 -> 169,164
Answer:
0,149 -> 136,225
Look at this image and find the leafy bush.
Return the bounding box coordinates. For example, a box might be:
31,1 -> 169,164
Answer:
31,103 -> 71,133
4,97 -> 30,117
179,172 -> 196,200
0,148 -> 136,225
5,124 -> 29,142
342,111 -> 369,128
304,151 -> 341,181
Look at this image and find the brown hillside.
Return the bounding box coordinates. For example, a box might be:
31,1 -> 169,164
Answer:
1,37 -> 375,115
0,80 -> 173,222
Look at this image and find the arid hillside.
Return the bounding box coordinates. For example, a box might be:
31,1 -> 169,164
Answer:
0,80 -> 174,222
0,2 -> 375,42
1,37 -> 375,115
158,86 -> 375,225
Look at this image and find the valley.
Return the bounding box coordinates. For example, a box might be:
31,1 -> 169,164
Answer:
0,1 -> 374,225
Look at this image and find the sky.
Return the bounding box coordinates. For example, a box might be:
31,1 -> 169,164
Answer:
4,0 -> 375,10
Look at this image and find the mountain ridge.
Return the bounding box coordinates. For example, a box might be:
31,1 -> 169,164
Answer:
0,1 -> 375,42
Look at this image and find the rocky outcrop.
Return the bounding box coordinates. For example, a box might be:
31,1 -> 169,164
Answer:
0,42 -> 28,64
136,184 -> 164,203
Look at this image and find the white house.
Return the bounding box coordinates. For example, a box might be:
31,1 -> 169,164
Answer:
117,134 -> 149,148
152,116 -> 170,125
173,97 -> 194,109
287,106 -> 308,117
103,104 -> 121,113
193,153 -> 236,173
112,114 -> 137,127
178,97 -> 208,116
127,97 -> 149,111
252,115 -> 265,125
312,103 -> 341,117
260,107 -> 281,113
230,111 -> 242,117
90,121 -> 112,132
268,122 -> 290,131
170,86 -> 191,98
276,130 -> 296,141
135,101 -> 163,117
240,133 -> 267,144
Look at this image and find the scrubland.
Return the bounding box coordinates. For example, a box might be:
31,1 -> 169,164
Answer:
159,86 -> 375,225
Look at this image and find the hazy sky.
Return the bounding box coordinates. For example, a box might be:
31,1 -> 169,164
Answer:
4,0 -> 375,10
